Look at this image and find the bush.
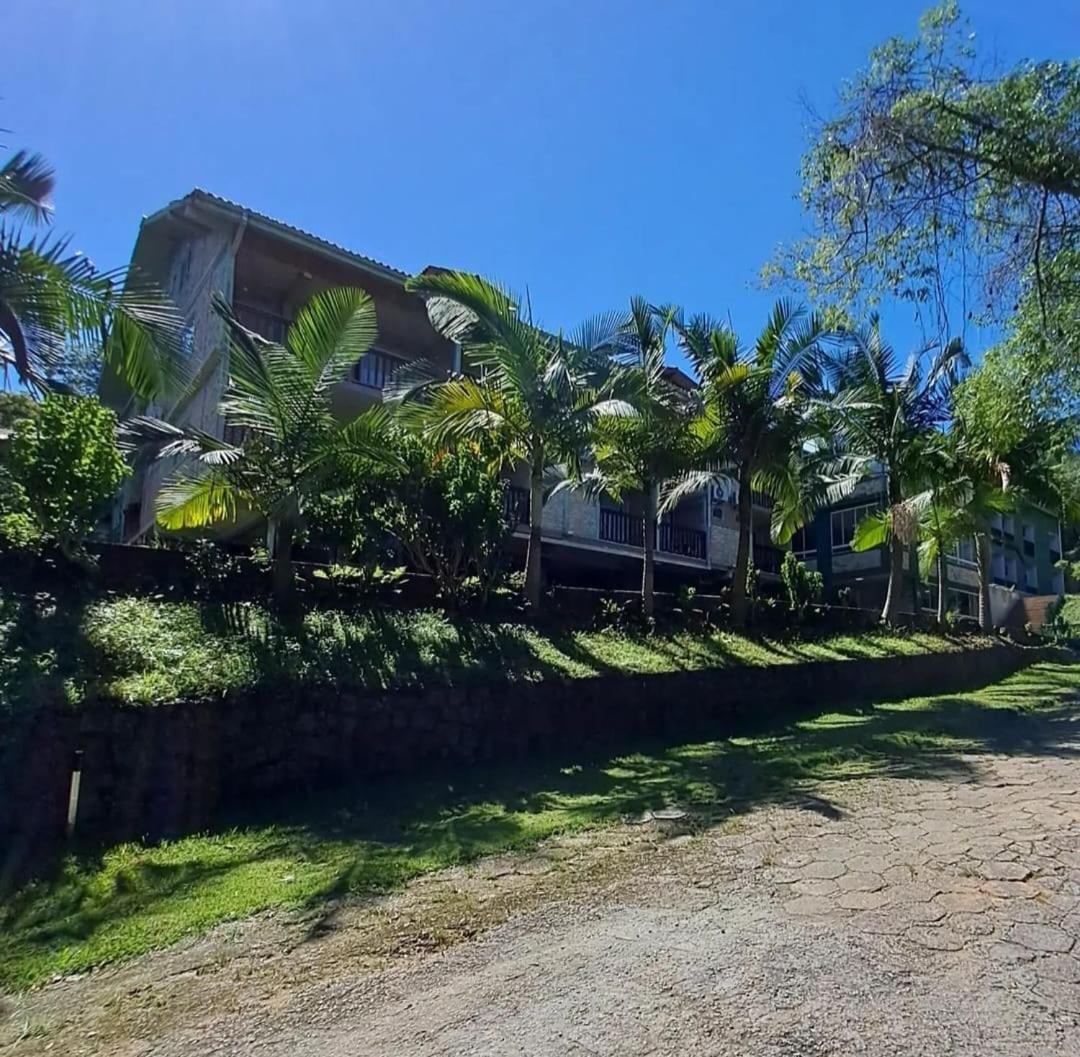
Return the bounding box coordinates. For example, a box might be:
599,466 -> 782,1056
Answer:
8,394 -> 128,560
780,551 -> 823,624
377,433 -> 510,607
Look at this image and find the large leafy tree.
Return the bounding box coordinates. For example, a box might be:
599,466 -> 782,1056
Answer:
835,323 -> 967,624
578,298 -> 700,615
947,358 -> 1080,628
398,270 -> 624,609
670,300 -> 826,627
767,3 -> 1080,410
0,148 -> 186,398
122,288 -> 391,604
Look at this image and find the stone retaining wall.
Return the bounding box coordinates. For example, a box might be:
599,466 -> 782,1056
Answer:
0,645 -> 1047,874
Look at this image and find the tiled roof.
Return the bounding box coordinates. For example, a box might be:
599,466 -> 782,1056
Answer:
145,188 -> 411,280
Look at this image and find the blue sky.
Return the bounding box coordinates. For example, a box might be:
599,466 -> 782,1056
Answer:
6,1 -> 1078,370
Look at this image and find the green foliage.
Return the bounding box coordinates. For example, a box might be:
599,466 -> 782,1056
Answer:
8,394 -> 128,555
121,288 -> 392,602
378,432 -> 510,606
0,148 -> 188,399
398,270 -> 625,607
669,300 -> 829,626
0,584 -> 977,715
0,391 -> 37,431
769,3 -> 1080,407
780,551 -> 823,622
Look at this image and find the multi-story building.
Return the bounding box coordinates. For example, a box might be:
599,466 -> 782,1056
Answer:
791,475 -> 1065,620
103,189 -> 746,588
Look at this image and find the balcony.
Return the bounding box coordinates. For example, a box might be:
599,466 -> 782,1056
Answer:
751,489 -> 773,509
352,350 -> 405,391
504,485 -> 530,526
598,508 -> 707,561
233,302 -> 291,342
753,543 -> 785,575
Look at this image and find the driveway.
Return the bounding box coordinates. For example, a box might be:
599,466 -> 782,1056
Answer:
4,687 -> 1080,1055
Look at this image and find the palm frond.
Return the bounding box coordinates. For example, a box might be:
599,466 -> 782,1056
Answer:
156,469 -> 245,530
0,151 -> 54,221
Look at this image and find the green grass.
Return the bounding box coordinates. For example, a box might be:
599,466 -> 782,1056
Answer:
0,586 -> 986,712
2,658 -> 1076,992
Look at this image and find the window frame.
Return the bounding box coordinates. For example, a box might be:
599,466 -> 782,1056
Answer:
829,503 -> 879,554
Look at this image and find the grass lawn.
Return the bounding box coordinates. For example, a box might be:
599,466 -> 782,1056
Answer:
1,586 -> 988,712
1,658 -> 1076,992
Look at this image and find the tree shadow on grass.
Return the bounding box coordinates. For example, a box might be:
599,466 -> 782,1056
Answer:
4,659 -> 1078,989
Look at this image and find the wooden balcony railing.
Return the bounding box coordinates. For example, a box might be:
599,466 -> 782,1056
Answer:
753,543 -> 785,575
504,485 -> 530,526
233,302 -> 291,342
600,507 -> 643,548
352,350 -> 405,391
599,508 -> 706,561
233,302 -> 404,391
658,522 -> 707,560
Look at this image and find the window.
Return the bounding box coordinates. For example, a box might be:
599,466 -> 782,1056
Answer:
790,525 -> 815,558
950,538 -> 975,564
1022,522 -> 1035,557
1024,564 -> 1038,592
1049,528 -> 1062,561
919,584 -> 938,612
352,350 -> 401,390
991,550 -> 1006,582
1003,554 -> 1018,584
1002,515 -> 1015,538
830,503 -> 877,552
947,589 -> 977,617
1052,568 -> 1065,594
990,513 -> 1003,537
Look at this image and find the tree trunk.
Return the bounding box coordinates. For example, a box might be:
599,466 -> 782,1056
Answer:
882,534 -> 905,625
936,548 -> 948,625
270,519 -> 296,608
976,530 -> 993,632
642,480 -> 657,617
731,465 -> 753,628
909,543 -> 921,621
523,454 -> 545,610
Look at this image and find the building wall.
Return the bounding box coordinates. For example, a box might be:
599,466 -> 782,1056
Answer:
132,226 -> 237,538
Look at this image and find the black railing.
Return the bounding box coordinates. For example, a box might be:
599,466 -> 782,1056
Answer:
233,302 -> 291,342
753,544 -> 785,575
600,507 -> 642,547
504,485 -> 530,526
352,350 -> 404,390
599,508 -> 706,560
658,523 -> 707,560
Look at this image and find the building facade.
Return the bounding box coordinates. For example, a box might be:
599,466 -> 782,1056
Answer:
790,476 -> 1064,621
105,189 -> 750,588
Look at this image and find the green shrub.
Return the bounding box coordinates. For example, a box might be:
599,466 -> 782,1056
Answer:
9,394 -> 128,559
781,551 -> 823,623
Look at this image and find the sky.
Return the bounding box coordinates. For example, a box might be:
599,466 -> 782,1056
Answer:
6,0 -> 1079,371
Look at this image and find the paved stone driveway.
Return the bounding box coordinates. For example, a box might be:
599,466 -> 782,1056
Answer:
5,697 -> 1080,1055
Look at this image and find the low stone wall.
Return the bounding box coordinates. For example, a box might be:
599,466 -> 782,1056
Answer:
0,644 -> 1047,874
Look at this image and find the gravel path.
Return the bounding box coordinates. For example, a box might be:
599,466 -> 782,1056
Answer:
4,701 -> 1080,1055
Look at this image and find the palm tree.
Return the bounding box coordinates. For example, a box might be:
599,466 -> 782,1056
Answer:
578,299 -> 699,615
0,148 -> 186,398
122,288 -> 391,604
670,300 -> 826,627
830,321 -> 967,624
398,270 -> 624,609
